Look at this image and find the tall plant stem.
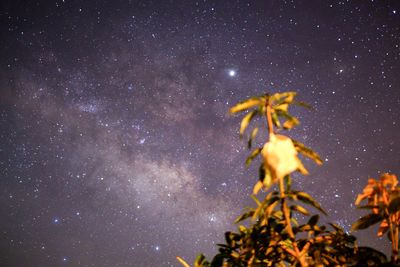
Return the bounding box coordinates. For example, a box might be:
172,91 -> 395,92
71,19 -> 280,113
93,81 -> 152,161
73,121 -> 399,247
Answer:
388,213 -> 399,263
389,219 -> 396,262
396,225 -> 399,261
279,177 -> 307,267
265,98 -> 307,267
265,97 -> 274,136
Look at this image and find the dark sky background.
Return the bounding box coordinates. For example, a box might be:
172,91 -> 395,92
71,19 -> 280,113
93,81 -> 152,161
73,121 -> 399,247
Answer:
1,0 -> 400,266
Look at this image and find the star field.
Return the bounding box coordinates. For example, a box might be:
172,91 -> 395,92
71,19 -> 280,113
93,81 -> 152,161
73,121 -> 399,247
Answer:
1,1 -> 400,266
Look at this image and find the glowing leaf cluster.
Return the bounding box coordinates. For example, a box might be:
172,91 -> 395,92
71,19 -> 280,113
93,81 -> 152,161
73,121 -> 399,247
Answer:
229,92 -> 321,194
352,173 -> 400,262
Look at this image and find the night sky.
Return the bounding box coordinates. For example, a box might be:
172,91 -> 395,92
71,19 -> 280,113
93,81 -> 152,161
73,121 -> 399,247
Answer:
1,1 -> 400,266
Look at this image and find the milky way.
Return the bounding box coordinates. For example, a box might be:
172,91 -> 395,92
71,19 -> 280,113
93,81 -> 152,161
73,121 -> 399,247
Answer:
1,1 -> 400,266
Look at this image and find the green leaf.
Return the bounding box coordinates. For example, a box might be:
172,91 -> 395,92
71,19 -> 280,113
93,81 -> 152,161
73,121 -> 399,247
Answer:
294,191 -> 327,215
259,164 -> 273,190
284,175 -> 291,193
194,254 -> 208,267
267,196 -> 280,207
248,127 -> 259,149
271,111 -> 281,128
351,213 -> 383,231
251,194 -> 262,207
252,192 -> 279,220
238,225 -> 247,232
389,196 -> 400,213
274,109 -> 299,129
292,139 -> 323,165
234,210 -> 255,223
230,97 -> 264,114
279,239 -> 294,250
245,147 -> 262,167
224,232 -> 236,247
240,110 -> 258,136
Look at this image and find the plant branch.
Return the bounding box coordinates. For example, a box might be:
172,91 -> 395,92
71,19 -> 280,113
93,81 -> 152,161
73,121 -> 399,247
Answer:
279,177 -> 308,266
265,96 -> 274,136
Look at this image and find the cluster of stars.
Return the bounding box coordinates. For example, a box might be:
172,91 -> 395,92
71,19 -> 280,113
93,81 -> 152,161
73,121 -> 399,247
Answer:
1,1 -> 399,266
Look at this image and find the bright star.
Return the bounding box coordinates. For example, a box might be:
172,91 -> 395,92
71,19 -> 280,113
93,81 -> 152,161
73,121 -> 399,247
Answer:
228,70 -> 236,77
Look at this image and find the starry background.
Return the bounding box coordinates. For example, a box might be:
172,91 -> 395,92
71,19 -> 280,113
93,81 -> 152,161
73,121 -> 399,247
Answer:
1,0 -> 400,266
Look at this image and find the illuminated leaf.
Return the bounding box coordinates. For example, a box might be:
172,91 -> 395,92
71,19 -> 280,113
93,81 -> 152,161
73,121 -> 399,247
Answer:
284,175 -> 291,192
238,225 -> 246,232
245,147 -> 262,167
356,205 -> 380,210
235,210 -> 255,223
261,134 -> 306,180
194,254 -> 209,267
292,101 -> 313,109
176,256 -> 191,267
377,220 -> 389,237
274,103 -> 289,112
259,163 -> 273,190
280,239 -> 294,250
355,179 -> 378,206
248,127 -> 259,149
251,194 -> 262,207
230,97 -> 264,114
271,92 -> 297,105
381,173 -> 398,189
292,139 -> 323,165
290,205 -> 310,216
296,158 -> 309,175
240,110 -> 258,136
253,181 -> 263,195
282,116 -> 299,129
294,191 -> 326,215
230,251 -> 240,259
271,111 -> 281,128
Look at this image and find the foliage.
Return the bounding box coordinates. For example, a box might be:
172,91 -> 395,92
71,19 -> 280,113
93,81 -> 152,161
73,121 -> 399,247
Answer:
352,173 -> 400,263
177,92 -> 395,266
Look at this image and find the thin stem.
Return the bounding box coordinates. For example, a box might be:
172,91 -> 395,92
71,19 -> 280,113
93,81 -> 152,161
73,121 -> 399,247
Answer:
385,210 -> 398,262
279,178 -> 293,237
265,96 -> 274,136
279,177 -> 307,266
395,224 -> 399,262
265,99 -> 307,266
